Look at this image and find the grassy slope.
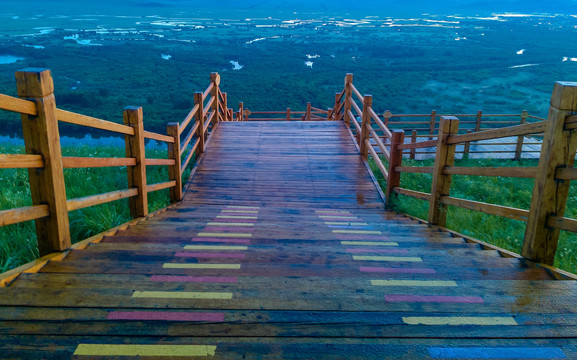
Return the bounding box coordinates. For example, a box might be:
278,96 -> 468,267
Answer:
0,142 -> 194,273
368,157 -> 577,274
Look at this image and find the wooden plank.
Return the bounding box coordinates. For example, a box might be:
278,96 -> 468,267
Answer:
143,130 -> 174,144
0,154 -> 43,169
0,93 -> 37,115
428,116 -> 459,226
147,181 -> 177,193
523,82 -> 577,265
62,157 -> 136,168
393,187 -> 431,201
16,68 -> 71,255
547,215 -> 577,233
0,205 -> 49,227
555,167 -> 577,180
145,158 -> 175,166
56,109 -> 134,135
448,122 -> 545,145
443,166 -> 537,178
440,196 -> 530,222
123,106 -> 148,217
67,188 -> 138,212
395,166 -> 433,174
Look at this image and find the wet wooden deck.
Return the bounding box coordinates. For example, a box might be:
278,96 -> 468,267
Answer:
1,121 -> 576,359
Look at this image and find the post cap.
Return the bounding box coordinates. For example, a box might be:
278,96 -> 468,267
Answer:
15,68 -> 54,97
551,81 -> 577,110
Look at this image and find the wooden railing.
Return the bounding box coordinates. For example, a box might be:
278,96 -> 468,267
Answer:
349,77 -> 577,266
0,69 -> 232,258
241,102 -> 332,121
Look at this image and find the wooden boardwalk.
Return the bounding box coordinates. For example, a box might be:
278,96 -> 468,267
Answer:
1,121 -> 576,359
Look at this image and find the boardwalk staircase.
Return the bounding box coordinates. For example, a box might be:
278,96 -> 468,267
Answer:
1,69 -> 577,358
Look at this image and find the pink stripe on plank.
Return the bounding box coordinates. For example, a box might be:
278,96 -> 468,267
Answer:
336,235 -> 390,241
210,218 -> 255,223
360,267 -> 436,274
346,248 -> 409,254
385,295 -> 483,303
149,275 -> 238,283
175,252 -> 246,259
201,227 -> 253,232
107,311 -> 225,321
190,238 -> 251,244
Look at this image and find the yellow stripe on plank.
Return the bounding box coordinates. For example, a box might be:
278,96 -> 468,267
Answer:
353,256 -> 422,262
371,280 -> 457,287
198,232 -> 252,238
325,222 -> 369,225
333,230 -> 382,234
183,245 -> 248,250
221,210 -> 259,213
207,222 -> 254,227
341,241 -> 399,246
132,291 -> 233,299
227,206 -> 260,209
163,264 -> 241,269
402,317 -> 518,326
216,216 -> 258,220
74,344 -> 217,356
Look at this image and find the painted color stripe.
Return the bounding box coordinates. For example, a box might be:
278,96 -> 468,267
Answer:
150,276 -> 237,283
184,245 -> 248,251
227,205 -> 260,209
315,210 -> 352,213
341,241 -> 399,246
216,215 -> 258,219
207,222 -> 254,227
329,225 -> 374,229
428,347 -> 566,359
190,238 -> 251,244
333,230 -> 382,234
132,291 -> 233,299
360,267 -> 436,274
107,311 -> 225,322
163,263 -> 241,269
386,295 -> 484,303
372,280 -> 457,287
175,252 -> 246,259
353,255 -> 422,262
74,344 -> 217,356
221,210 -> 259,213
198,232 -> 252,238
336,235 -> 389,241
211,218 -> 255,223
404,316 -> 517,326
347,248 -> 409,254
318,216 -> 359,220
325,222 -> 369,225
201,227 -> 253,232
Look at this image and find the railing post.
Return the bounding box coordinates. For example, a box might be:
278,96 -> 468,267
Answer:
428,116 -> 460,226
222,92 -> 228,121
334,92 -> 341,120
384,110 -> 391,128
429,110 -> 437,137
287,107 -> 291,121
194,92 -> 205,153
463,129 -> 472,159
360,95 -> 372,160
522,82 -> 577,265
123,106 -> 148,217
239,102 -> 244,122
410,130 -> 417,160
210,72 -> 220,124
386,130 -> 405,203
16,68 -> 70,256
167,122 -> 183,203
306,102 -> 311,121
475,110 -> 483,132
344,73 -> 353,128
514,110 -> 529,160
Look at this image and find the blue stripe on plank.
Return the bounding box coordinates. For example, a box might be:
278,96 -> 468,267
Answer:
428,347 -> 566,359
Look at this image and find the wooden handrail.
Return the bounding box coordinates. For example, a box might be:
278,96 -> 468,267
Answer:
365,139 -> 388,179
203,97 -> 215,117
369,127 -> 390,160
350,84 -> 364,104
349,110 -> 361,133
143,130 -> 175,144
350,98 -> 362,117
0,154 -> 43,169
62,157 -> 136,168
547,216 -> 577,233
395,166 -> 433,174
181,121 -> 200,154
57,109 -> 134,135
444,166 -> 538,178
440,196 -> 529,222
0,93 -> 37,115
398,139 -> 437,150
182,138 -> 200,171
147,180 -> 176,193
179,104 -> 200,135
393,188 -> 431,201
369,107 -> 392,140
447,122 -> 545,144
145,158 -> 176,166
67,188 -> 138,212
0,205 -> 50,227
202,83 -> 214,101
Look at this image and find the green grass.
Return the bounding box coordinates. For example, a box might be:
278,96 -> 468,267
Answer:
0,142 -> 195,273
368,156 -> 577,274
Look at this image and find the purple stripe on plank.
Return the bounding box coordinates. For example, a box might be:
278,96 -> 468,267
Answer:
336,235 -> 390,241
201,227 -> 253,232
107,311 -> 225,321
360,267 -> 436,274
346,248 -> 409,254
321,217 -> 360,221
190,238 -> 251,244
149,275 -> 238,283
219,212 -> 258,216
175,252 -> 246,259
211,218 -> 255,223
385,295 -> 484,303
